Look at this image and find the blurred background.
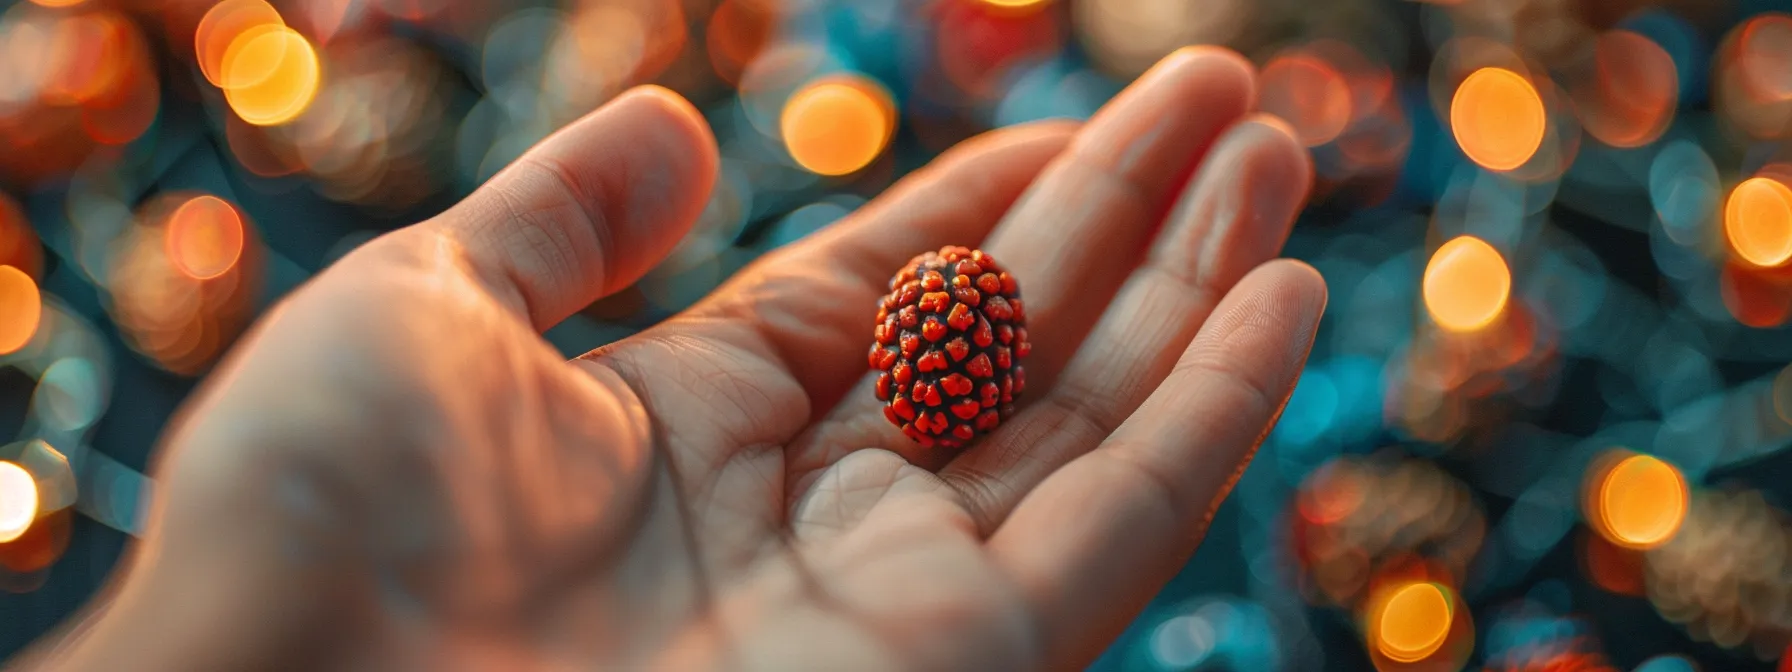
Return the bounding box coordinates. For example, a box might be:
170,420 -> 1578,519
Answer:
0,0 -> 1791,669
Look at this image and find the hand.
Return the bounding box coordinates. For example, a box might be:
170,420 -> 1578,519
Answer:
21,47 -> 1324,671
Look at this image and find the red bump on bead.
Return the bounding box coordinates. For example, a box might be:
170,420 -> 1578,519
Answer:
897,281 -> 920,305
945,338 -> 970,362
947,303 -> 975,330
953,425 -> 975,441
966,353 -> 993,379
973,318 -> 994,348
951,398 -> 980,420
940,373 -> 972,397
975,411 -> 1001,431
976,273 -> 1001,295
922,271 -> 945,291
920,291 -> 951,312
918,351 -> 946,373
984,296 -> 1012,321
921,319 -> 946,342
875,373 -> 891,401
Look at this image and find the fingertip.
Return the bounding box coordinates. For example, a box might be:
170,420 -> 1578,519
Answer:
1153,45 -> 1258,111
1070,45 -> 1256,180
1219,115 -> 1314,192
1246,258 -> 1329,330
617,85 -> 720,174
428,85 -> 725,330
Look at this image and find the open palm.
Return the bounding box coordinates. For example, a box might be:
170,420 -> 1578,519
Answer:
21,48 -> 1325,672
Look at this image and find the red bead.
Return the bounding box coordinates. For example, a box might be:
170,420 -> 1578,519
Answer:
870,246 -> 1026,449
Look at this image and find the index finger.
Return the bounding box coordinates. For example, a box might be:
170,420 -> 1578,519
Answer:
987,260 -> 1327,666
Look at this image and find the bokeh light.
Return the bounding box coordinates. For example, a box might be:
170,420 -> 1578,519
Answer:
165,195 -> 246,281
220,26 -> 319,126
0,460 -> 37,544
195,0 -> 285,88
1259,50 -> 1351,148
781,76 -> 895,176
0,193 -> 39,278
1725,177 -> 1792,268
1450,67 -> 1546,172
0,265 -> 41,355
1423,236 -> 1511,332
1586,452 -> 1688,550
1370,581 -> 1452,663
1736,14 -> 1792,102
1576,30 -> 1677,148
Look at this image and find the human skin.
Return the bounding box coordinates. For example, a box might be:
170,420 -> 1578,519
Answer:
10,47 -> 1325,671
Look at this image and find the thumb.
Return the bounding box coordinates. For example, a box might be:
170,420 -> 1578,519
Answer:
427,86 -> 719,331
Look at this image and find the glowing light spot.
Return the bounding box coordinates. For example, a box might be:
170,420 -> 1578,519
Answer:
1422,236 -> 1510,332
196,0 -> 285,87
1596,454 -> 1687,549
0,195 -> 39,278
1259,53 -> 1352,147
980,0 -> 1049,9
1450,67 -> 1546,171
1738,14 -> 1792,101
1580,529 -> 1645,596
1579,30 -> 1677,148
165,196 -> 245,280
1297,461 -> 1364,525
1721,261 -> 1792,328
0,265 -> 41,355
198,0 -> 285,85
780,76 -> 894,176
706,0 -> 778,86
43,11 -> 131,107
221,26 -> 320,126
1725,177 -> 1792,267
0,461 -> 36,544
29,0 -> 87,6
1372,582 -> 1452,663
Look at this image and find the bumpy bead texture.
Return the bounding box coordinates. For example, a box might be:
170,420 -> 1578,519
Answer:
870,246 -> 1029,449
